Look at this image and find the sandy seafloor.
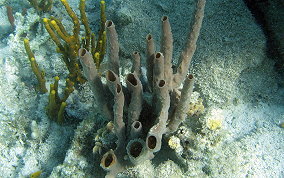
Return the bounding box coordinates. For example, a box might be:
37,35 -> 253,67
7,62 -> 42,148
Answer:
0,0 -> 283,177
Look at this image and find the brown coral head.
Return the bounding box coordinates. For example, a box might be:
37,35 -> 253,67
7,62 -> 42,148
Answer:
100,150 -> 117,170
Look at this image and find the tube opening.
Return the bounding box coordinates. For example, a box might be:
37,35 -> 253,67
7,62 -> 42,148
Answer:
127,73 -> 137,86
147,135 -> 157,150
129,141 -> 143,158
162,16 -> 168,22
80,48 -> 86,56
102,152 -> 115,168
155,52 -> 161,59
146,34 -> 152,41
133,121 -> 141,129
106,20 -> 113,28
116,84 -> 121,93
106,71 -> 116,82
188,74 -> 194,80
158,80 -> 165,87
